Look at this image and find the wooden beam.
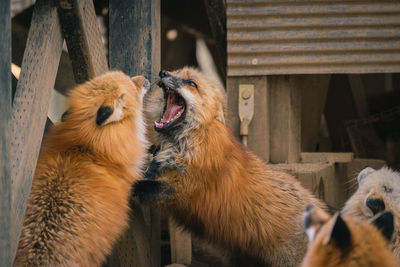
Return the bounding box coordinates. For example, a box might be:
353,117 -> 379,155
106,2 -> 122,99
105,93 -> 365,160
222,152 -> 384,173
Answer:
300,152 -> 354,164
109,0 -> 161,266
227,76 -> 269,162
169,218 -> 192,265
204,0 -> 226,79
348,74 -> 369,118
57,0 -> 108,83
301,75 -> 330,152
0,0 -> 11,264
269,76 -> 301,163
10,0 -> 63,261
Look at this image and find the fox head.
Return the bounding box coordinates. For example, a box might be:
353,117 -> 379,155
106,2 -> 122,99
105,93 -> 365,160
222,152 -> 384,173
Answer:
52,71 -> 150,165
144,67 -> 226,137
301,205 -> 395,267
343,167 -> 400,220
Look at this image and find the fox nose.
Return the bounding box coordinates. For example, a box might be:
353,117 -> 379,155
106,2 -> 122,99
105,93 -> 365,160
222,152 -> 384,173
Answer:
366,197 -> 385,215
159,70 -> 169,78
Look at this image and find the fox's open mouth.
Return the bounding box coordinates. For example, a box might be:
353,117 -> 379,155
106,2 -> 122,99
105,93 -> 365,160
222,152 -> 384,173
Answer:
155,85 -> 186,131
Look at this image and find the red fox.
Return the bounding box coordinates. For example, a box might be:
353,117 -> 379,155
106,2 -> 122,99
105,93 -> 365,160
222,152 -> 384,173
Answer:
134,67 -> 327,266
14,71 -> 149,266
302,205 -> 397,267
343,166 -> 400,260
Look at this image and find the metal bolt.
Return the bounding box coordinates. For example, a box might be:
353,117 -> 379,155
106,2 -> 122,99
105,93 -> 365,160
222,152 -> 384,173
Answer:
242,89 -> 251,100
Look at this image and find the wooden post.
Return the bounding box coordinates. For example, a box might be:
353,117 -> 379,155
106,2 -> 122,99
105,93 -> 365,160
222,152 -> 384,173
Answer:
227,76 -> 269,162
204,0 -> 226,79
168,218 -> 192,265
109,0 -> 161,266
0,0 -> 11,264
9,0 -> 64,262
57,0 -> 108,83
301,75 -> 331,152
269,75 -> 301,163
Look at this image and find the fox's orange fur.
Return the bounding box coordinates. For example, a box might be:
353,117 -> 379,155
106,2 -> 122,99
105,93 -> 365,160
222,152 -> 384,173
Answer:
302,206 -> 398,267
135,67 -> 327,266
14,71 -> 149,266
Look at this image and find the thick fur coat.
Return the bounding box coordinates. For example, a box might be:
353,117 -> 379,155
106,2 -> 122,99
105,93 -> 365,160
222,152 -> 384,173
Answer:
342,166 -> 400,260
302,206 -> 397,267
14,71 -> 149,266
134,67 -> 327,266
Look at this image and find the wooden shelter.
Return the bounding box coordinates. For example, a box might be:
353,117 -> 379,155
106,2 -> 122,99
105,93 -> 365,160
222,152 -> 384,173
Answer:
226,0 -> 399,208
1,0 -> 161,265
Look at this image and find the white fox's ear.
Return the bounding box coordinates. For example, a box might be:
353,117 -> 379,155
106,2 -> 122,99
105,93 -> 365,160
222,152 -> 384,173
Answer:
357,166 -> 375,184
216,105 -> 225,125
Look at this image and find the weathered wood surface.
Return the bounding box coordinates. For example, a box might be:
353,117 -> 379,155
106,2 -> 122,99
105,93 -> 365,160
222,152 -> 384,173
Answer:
109,0 -> 161,266
9,0 -> 63,262
269,76 -> 301,164
301,75 -> 330,152
0,0 -> 12,264
300,152 -> 354,164
57,0 -> 108,83
169,218 -> 192,265
227,0 -> 400,76
227,76 -> 269,162
204,0 -> 227,78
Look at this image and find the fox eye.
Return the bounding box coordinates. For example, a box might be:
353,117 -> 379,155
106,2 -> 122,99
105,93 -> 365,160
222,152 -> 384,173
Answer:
383,185 -> 393,193
184,79 -> 198,89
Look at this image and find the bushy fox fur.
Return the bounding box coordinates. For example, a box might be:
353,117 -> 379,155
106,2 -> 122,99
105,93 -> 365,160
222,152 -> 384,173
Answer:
14,71 -> 149,266
342,166 -> 400,259
302,206 -> 397,267
134,67 -> 327,266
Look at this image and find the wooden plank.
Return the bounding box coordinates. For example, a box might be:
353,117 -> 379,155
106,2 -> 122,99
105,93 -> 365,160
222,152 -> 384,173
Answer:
301,75 -> 330,152
204,0 -> 227,77
347,74 -> 369,117
168,218 -> 192,265
10,0 -> 63,261
227,76 -> 269,162
0,0 -> 11,264
109,0 -> 161,266
300,152 -> 354,164
269,76 -> 301,163
57,0 -> 108,83
268,163 -> 337,207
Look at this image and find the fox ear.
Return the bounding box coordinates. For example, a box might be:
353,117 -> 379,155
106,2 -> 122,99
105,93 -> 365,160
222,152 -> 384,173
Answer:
372,211 -> 394,242
96,105 -> 114,126
325,214 -> 351,251
357,166 -> 375,184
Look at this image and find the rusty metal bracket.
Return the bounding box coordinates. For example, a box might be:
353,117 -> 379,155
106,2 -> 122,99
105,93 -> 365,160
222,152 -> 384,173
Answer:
238,84 -> 254,146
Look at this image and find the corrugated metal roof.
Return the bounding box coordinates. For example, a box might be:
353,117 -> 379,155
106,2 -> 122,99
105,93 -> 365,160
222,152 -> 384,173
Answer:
227,0 -> 400,76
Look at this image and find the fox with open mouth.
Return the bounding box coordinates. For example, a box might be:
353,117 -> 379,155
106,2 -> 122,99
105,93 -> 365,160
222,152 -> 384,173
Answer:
134,67 -> 327,266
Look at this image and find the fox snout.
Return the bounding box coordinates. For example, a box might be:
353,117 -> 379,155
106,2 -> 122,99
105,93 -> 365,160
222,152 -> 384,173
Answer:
366,197 -> 385,215
158,70 -> 181,90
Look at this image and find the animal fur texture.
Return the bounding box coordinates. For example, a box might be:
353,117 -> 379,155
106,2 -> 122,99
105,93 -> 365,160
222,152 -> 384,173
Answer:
134,67 -> 327,266
342,166 -> 400,260
302,206 -> 397,267
14,71 -> 149,266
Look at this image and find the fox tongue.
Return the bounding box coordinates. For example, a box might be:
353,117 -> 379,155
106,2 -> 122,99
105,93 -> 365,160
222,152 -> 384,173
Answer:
160,104 -> 183,123
160,91 -> 183,123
